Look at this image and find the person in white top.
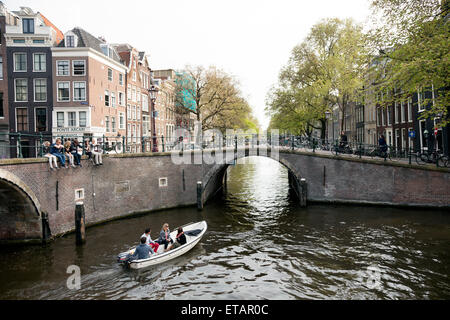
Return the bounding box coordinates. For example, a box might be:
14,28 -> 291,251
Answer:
141,228 -> 160,253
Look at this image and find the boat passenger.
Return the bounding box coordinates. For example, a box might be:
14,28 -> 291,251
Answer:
157,223 -> 174,252
141,228 -> 160,253
172,227 -> 187,249
132,237 -> 155,260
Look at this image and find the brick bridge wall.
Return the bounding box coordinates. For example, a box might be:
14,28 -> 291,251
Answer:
0,149 -> 449,243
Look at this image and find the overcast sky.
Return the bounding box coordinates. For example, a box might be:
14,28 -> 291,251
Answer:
5,0 -> 371,129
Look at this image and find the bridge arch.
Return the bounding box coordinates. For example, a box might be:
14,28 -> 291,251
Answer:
0,169 -> 43,242
201,152 -> 304,205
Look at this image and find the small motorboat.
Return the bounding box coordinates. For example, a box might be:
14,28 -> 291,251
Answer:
117,221 -> 207,269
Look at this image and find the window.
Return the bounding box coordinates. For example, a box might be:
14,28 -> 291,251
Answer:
387,106 -> 391,125
105,90 -> 110,106
133,105 -> 136,120
132,86 -> 136,102
408,98 -> 413,123
66,35 -> 75,47
22,18 -> 34,34
57,82 -> 70,101
34,79 -> 47,102
127,124 -> 131,143
137,89 -> 141,102
33,39 -> 44,44
108,68 -> 113,81
119,92 -> 124,106
0,56 -> 3,80
119,112 -> 125,130
79,111 -> 87,127
14,53 -> 27,72
16,108 -> 28,131
112,117 -> 116,133
13,39 -> 25,44
73,82 -> 86,101
137,107 -> 140,121
73,60 -> 86,76
142,94 -> 148,112
127,84 -> 131,100
35,108 -> 47,132
119,74 -> 124,86
57,61 -> 69,76
127,104 -> 131,120
111,92 -> 116,107
0,92 -> 3,118
68,112 -> 76,127
57,112 -> 64,127
132,71 -> 136,82
15,79 -> 28,102
106,116 -> 110,132
418,89 -> 425,112
401,102 -> 405,123
394,102 -> 399,124
33,53 -> 46,72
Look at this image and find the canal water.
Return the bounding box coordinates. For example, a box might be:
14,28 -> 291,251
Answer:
0,157 -> 449,300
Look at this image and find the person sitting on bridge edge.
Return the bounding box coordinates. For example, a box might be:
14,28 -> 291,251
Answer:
90,138 -> 103,166
43,141 -> 58,170
70,138 -> 82,167
131,237 -> 155,261
64,141 -> 76,168
157,223 -> 174,252
50,138 -> 66,168
141,228 -> 160,253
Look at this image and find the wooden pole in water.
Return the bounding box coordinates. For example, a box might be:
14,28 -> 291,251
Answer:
300,179 -> 307,208
75,202 -> 86,245
197,181 -> 203,210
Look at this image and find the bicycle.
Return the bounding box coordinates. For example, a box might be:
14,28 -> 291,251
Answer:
415,149 -> 448,167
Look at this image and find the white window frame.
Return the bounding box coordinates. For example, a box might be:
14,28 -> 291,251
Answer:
32,53 -> 46,72
15,107 -> 28,132
119,112 -> 125,130
13,52 -> 27,72
108,68 -> 113,82
57,81 -> 71,102
56,60 -> 70,76
79,111 -> 87,128
68,111 -> 77,127
14,78 -> 28,102
73,81 -> 87,102
72,60 -> 86,76
118,91 -> 125,106
56,111 -> 65,128
119,73 -> 124,86
33,78 -> 47,102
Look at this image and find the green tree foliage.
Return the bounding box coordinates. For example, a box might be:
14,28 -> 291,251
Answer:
176,65 -> 257,132
368,0 -> 450,126
266,18 -> 367,138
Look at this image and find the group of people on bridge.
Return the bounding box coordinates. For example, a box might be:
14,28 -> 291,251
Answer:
42,138 -> 104,170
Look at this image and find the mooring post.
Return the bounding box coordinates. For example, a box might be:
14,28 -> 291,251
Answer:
197,181 -> 203,210
300,178 -> 307,207
75,202 -> 86,245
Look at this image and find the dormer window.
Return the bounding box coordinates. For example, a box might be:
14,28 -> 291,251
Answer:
66,35 -> 75,47
100,44 -> 114,59
22,18 -> 34,34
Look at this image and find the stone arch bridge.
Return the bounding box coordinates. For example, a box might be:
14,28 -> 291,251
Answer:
0,147 -> 449,244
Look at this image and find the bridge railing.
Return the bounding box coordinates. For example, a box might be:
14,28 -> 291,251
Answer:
0,132 -> 448,168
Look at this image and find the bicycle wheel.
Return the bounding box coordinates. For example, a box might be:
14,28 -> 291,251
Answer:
438,155 -> 448,168
415,153 -> 427,165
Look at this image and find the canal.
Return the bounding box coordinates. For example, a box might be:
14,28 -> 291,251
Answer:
0,157 -> 449,299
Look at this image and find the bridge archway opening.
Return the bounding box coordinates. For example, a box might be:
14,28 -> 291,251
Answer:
0,177 -> 42,243
203,155 -> 303,207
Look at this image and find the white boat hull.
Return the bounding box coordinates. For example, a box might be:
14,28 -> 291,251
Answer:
118,221 -> 207,270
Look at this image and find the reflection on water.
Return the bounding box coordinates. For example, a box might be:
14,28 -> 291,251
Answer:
0,157 -> 449,300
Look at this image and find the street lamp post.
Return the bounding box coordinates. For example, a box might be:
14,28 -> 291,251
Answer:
149,85 -> 159,152
325,111 -> 331,143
